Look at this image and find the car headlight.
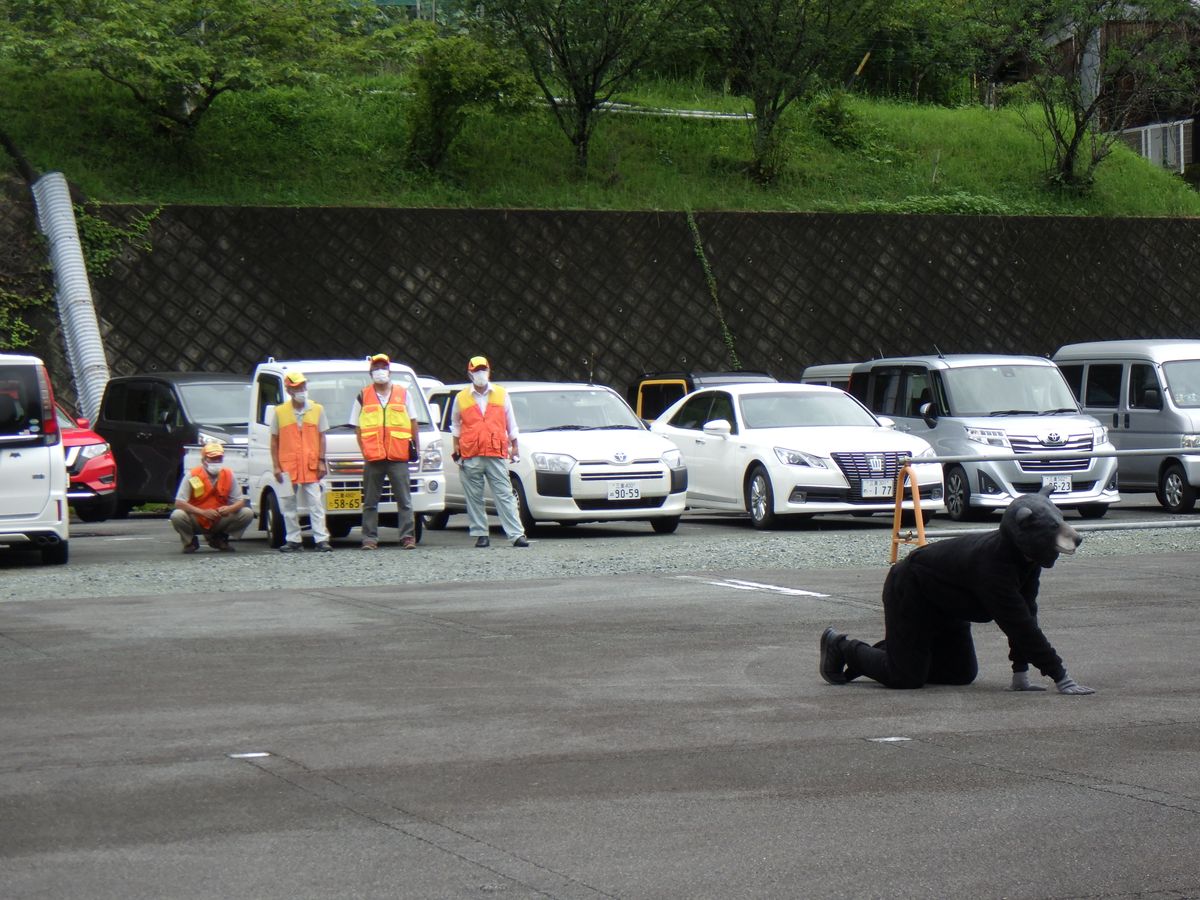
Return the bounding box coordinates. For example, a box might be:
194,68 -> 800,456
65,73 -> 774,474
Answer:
1182,434 -> 1200,449
532,451 -> 576,473
965,427 -> 1009,448
420,438 -> 443,472
1092,425 -> 1109,445
661,448 -> 684,469
79,442 -> 109,460
914,446 -> 936,460
774,447 -> 828,468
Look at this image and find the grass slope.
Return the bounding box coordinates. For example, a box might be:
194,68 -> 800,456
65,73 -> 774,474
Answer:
3,66 -> 1199,216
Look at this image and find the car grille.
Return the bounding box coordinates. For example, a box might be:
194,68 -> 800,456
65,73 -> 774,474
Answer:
1008,434 -> 1093,472
326,475 -> 425,502
830,451 -> 906,496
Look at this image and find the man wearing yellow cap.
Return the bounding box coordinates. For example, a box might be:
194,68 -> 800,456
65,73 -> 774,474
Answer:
451,356 -> 529,548
269,370 -> 332,552
350,353 -> 420,550
169,442 -> 254,553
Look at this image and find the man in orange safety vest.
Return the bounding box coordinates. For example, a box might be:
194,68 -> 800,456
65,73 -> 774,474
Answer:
169,441 -> 254,553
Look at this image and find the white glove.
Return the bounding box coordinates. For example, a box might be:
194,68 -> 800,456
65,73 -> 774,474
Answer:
1008,671 -> 1046,692
1055,672 -> 1095,695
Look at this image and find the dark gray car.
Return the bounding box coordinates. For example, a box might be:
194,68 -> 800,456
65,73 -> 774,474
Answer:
94,372 -> 251,513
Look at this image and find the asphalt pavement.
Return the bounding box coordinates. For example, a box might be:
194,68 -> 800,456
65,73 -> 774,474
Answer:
2,504 -> 1199,898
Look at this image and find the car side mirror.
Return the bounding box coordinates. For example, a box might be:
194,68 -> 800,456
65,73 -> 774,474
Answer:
430,402 -> 442,424
75,417 -> 90,428
703,419 -> 732,437
1141,389 -> 1162,410
919,402 -> 938,428
877,416 -> 895,429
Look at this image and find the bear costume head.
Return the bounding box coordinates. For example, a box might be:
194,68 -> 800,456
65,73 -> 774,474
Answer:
1000,486 -> 1082,568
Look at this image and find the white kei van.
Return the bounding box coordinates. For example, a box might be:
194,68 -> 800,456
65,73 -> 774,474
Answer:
848,354 -> 1120,521
1053,340 -> 1200,513
799,363 -> 856,391
0,353 -> 69,564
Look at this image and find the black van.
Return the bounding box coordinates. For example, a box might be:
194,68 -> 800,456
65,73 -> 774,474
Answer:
94,372 -> 251,512
628,371 -> 777,421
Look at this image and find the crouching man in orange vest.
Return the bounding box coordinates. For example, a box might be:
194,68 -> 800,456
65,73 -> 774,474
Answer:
451,356 -> 529,548
169,442 -> 254,553
351,353 -> 419,550
270,370 -> 332,553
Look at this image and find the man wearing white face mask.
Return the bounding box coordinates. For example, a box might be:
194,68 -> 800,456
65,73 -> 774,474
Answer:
350,353 -> 419,550
169,442 -> 254,553
270,370 -> 332,553
451,355 -> 529,548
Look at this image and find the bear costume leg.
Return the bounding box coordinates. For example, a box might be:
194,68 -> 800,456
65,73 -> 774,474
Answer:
840,562 -> 979,688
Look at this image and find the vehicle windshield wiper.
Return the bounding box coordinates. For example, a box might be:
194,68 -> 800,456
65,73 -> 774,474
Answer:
540,424 -> 591,431
1039,408 -> 1078,415
988,409 -> 1039,416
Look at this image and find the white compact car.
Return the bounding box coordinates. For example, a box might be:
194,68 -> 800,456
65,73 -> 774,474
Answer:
651,382 -> 944,528
0,353 -> 69,564
426,382 -> 688,533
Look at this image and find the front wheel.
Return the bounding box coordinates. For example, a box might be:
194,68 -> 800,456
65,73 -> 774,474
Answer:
425,510 -> 451,530
1076,503 -> 1108,520
944,466 -> 977,522
262,491 -> 286,548
746,466 -> 777,529
511,476 -> 537,533
1158,463 -> 1197,514
74,494 -> 117,523
651,515 -> 680,534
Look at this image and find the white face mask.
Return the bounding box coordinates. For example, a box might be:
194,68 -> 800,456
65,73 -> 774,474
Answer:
290,390 -> 307,405
471,371 -> 489,389
203,461 -> 222,476
371,369 -> 390,385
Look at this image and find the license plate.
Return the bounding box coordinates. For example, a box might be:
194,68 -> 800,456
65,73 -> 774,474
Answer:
1042,475 -> 1072,494
326,489 -> 362,511
861,478 -> 894,498
608,481 -> 640,500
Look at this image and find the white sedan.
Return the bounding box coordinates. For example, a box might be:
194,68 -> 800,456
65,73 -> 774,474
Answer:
651,383 -> 944,528
426,382 -> 688,533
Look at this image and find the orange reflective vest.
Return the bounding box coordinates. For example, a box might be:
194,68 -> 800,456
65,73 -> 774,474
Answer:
186,466 -> 234,531
358,386 -> 413,462
457,385 -> 510,459
275,401 -> 323,484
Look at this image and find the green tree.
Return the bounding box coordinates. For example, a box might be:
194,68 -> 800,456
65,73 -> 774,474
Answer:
478,0 -> 697,173
398,23 -> 533,172
709,0 -> 894,182
10,0 -> 359,136
975,0 -> 1197,190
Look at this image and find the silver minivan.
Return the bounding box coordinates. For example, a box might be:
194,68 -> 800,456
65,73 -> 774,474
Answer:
849,354 -> 1120,521
0,353 -> 69,564
1053,340 -> 1200,513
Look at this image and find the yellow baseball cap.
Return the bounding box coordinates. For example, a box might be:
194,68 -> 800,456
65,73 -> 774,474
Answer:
201,442 -> 225,459
283,371 -> 307,387
468,356 -> 489,371
369,353 -> 390,368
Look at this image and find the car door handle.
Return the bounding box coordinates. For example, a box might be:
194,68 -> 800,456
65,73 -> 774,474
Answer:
694,438 -> 705,445
1124,413 -> 1130,428
1111,413 -> 1118,429
136,431 -> 152,440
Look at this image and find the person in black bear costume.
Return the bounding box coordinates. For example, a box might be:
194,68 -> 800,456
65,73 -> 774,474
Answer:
820,487 -> 1095,694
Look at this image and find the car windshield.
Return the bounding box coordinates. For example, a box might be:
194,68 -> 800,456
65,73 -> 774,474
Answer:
177,382 -> 252,426
942,365 -> 1079,416
512,389 -> 644,431
739,391 -> 879,428
308,370 -> 435,429
1163,360 -> 1200,408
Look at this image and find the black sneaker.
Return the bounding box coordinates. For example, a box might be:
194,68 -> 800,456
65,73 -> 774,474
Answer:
512,536 -> 529,548
182,537 -> 200,554
820,627 -> 848,685
279,542 -> 302,553
474,536 -> 490,548
315,541 -> 333,553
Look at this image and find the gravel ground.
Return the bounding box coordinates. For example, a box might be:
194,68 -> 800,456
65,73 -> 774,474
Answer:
2,517 -> 1197,602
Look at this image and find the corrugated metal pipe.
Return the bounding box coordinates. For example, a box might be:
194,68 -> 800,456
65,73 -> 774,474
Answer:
31,172 -> 110,421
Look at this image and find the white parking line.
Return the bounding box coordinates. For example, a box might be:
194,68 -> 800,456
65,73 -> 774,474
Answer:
674,575 -> 829,598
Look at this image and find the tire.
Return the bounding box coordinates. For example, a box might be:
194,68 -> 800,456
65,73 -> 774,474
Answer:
651,515 -> 680,534
74,494 -> 117,523
944,466 -> 978,522
746,465 -> 777,529
425,510 -> 451,530
900,508 -> 933,527
1076,503 -> 1109,520
414,513 -> 424,544
511,476 -> 537,533
112,500 -> 135,520
327,519 -> 353,539
41,540 -> 68,565
1158,462 -> 1197,514
262,491 -> 286,548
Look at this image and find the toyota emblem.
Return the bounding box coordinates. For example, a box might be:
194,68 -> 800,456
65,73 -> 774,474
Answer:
614,451 -> 628,463
1042,432 -> 1064,446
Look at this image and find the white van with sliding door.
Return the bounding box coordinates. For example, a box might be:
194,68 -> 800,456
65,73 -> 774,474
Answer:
1054,340 -> 1200,513
0,353 -> 69,564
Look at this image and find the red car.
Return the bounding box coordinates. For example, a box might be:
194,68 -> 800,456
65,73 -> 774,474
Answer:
57,404 -> 118,522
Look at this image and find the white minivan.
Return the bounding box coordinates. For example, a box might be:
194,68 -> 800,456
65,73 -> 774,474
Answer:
0,353 -> 69,564
848,354 -> 1120,521
1054,340 -> 1200,513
